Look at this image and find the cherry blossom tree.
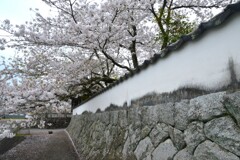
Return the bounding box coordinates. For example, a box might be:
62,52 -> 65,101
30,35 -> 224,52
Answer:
0,0 -> 239,117
1,0 -> 238,69
0,0 -> 239,139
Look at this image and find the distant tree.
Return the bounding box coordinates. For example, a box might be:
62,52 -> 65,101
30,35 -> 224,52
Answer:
154,8 -> 196,49
147,0 -> 238,49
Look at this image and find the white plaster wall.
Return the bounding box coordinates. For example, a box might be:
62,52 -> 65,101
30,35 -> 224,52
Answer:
73,14 -> 240,115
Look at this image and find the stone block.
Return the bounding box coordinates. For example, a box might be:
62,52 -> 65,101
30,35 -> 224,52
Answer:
168,126 -> 186,150
134,137 -> 154,160
173,148 -> 193,160
193,140 -> 239,160
174,100 -> 191,130
184,121 -> 205,153
204,116 -> 240,156
188,92 -> 227,121
149,123 -> 169,148
156,103 -> 175,125
223,91 -> 240,127
152,139 -> 177,160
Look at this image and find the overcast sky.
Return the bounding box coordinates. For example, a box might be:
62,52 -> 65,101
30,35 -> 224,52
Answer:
0,0 -> 50,24
0,0 -> 51,59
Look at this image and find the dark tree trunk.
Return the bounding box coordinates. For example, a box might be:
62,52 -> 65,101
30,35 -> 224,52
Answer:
129,24 -> 139,69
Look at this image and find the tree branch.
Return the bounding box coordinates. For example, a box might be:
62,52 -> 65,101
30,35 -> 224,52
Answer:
172,4 -> 222,10
68,0 -> 78,24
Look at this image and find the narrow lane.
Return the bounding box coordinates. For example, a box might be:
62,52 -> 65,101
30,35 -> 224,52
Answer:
0,129 -> 80,160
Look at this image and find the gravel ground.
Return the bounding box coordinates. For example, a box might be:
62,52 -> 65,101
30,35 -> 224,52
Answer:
0,129 -> 80,160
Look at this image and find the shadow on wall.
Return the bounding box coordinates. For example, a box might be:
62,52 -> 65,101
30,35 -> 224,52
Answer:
88,57 -> 240,114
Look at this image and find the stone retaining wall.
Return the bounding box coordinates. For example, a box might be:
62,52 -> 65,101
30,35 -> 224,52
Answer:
67,91 -> 240,160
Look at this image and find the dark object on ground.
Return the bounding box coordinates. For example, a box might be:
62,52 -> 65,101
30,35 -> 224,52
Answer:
48,131 -> 53,134
0,136 -> 25,155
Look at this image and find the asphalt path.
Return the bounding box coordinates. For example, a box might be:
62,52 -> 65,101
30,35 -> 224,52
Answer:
0,129 -> 80,160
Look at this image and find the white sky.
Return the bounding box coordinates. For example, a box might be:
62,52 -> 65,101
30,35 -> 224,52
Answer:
0,0 -> 51,59
0,0 -> 51,24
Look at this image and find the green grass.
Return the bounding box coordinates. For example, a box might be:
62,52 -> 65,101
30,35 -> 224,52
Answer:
0,118 -> 27,121
15,133 -> 31,137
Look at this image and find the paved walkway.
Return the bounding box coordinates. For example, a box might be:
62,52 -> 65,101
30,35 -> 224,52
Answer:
0,129 -> 80,160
